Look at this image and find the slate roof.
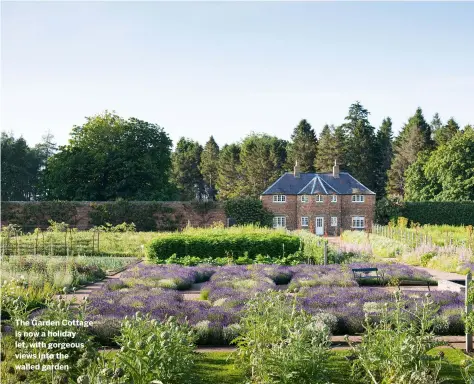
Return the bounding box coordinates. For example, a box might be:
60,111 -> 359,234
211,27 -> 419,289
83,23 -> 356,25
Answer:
261,172 -> 375,195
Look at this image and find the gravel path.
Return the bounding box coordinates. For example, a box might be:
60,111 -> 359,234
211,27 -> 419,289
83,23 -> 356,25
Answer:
57,260 -> 142,303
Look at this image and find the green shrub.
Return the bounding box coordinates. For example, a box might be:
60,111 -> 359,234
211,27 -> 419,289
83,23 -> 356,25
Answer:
401,202 -> 474,226
420,251 -> 437,267
146,226 -> 300,262
223,197 -> 273,227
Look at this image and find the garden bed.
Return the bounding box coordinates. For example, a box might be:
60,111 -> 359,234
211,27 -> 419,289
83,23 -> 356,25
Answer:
86,262 -> 463,346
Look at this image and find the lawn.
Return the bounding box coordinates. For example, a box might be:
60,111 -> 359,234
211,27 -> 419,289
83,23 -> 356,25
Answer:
195,348 -> 468,384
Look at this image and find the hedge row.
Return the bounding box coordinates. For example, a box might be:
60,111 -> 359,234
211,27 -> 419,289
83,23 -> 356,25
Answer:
401,202 -> 474,226
146,232 -> 301,261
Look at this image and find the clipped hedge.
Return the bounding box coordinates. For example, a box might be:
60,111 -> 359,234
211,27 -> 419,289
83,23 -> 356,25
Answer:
146,229 -> 301,261
401,202 -> 474,226
223,197 -> 273,227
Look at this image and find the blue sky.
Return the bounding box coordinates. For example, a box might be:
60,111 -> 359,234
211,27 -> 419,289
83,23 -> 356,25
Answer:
2,1 -> 473,148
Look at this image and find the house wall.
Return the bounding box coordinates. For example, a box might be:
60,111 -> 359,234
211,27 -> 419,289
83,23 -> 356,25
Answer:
262,193 -> 375,234
261,195 -> 298,230
296,195 -> 342,236
341,194 -> 375,231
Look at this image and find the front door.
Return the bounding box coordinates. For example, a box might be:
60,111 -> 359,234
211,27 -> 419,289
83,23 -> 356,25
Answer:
315,217 -> 324,235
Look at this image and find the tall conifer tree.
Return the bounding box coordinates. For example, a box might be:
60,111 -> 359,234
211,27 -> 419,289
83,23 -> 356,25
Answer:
286,119 -> 318,172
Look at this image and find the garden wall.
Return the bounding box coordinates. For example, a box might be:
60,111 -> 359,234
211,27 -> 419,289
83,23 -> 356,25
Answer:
1,201 -> 227,231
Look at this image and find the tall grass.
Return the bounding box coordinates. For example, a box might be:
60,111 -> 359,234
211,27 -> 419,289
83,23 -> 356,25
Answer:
342,230 -> 474,273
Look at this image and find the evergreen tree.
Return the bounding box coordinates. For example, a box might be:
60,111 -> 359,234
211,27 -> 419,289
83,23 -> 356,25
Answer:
171,138 -> 204,200
1,133 -> 42,201
286,119 -> 318,172
34,130 -> 57,169
343,102 -> 376,189
430,112 -> 443,144
433,117 -> 460,146
216,143 -> 241,200
199,136 -> 220,189
373,117 -> 393,196
238,134 -> 287,198
395,107 -> 433,148
314,124 -> 333,172
386,124 -> 427,197
314,124 -> 347,172
332,125 -> 347,168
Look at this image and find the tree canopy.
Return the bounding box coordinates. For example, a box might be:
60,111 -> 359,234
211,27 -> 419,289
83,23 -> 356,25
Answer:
40,112 -> 173,200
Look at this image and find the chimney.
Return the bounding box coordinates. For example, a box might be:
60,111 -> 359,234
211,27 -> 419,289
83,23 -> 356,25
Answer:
333,159 -> 340,178
294,160 -> 300,178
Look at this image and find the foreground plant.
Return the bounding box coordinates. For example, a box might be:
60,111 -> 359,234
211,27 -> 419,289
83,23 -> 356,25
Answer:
233,290 -> 333,384
348,290 -> 445,384
80,312 -> 197,384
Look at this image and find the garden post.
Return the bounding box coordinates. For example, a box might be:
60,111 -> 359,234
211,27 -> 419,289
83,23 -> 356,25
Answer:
323,242 -> 328,265
466,271 -> 472,353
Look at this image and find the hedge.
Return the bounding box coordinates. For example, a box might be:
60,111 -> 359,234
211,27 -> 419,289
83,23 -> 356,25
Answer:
401,202 -> 474,226
146,231 -> 301,261
223,197 -> 273,227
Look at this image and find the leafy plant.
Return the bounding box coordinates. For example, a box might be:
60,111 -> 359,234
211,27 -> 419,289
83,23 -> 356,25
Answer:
348,290 -> 445,384
79,313 -> 197,384
233,290 -> 332,384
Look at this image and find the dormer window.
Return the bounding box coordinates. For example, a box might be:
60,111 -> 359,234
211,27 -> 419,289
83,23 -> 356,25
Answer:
352,195 -> 365,203
273,195 -> 286,203
301,195 -> 309,203
315,195 -> 323,203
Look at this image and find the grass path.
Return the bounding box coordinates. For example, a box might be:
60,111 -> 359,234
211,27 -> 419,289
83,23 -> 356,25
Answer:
195,348 -> 468,384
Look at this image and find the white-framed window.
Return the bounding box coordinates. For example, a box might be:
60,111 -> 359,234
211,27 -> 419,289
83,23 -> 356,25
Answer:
301,216 -> 309,227
300,195 -> 309,203
331,195 -> 337,203
273,216 -> 287,228
352,195 -> 365,203
331,217 -> 338,227
351,216 -> 365,229
273,195 -> 286,203
315,195 -> 323,202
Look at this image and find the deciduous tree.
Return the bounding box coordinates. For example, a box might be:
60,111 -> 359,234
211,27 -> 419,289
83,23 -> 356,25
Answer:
171,138 -> 204,200
41,111 -> 173,200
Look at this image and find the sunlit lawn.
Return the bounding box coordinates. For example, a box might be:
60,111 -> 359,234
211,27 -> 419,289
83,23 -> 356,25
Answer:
195,347 -> 468,384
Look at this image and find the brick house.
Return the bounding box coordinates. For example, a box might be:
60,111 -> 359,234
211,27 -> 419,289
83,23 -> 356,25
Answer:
260,161 -> 376,236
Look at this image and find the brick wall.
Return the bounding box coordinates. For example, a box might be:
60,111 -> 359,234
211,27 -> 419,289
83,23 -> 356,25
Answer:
261,195 -> 298,230
2,201 -> 227,231
341,194 -> 375,231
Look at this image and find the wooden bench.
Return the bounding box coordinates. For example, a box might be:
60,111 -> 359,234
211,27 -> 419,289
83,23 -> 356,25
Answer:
352,267 -> 381,285
397,279 -> 432,291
